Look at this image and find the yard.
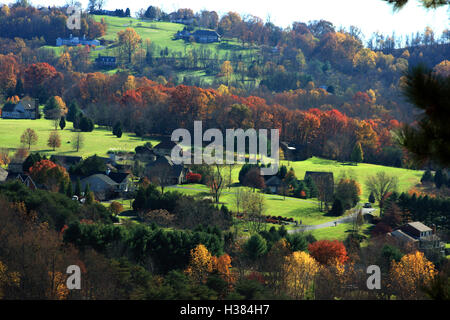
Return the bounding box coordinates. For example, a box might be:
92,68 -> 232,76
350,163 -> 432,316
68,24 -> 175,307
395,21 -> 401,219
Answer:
0,118 -> 159,158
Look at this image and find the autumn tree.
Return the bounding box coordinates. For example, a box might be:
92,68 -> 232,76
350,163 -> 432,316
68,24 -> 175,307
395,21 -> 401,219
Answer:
390,251 -> 437,299
117,28 -> 142,64
20,128 -> 38,150
308,240 -> 349,265
109,201 -> 124,215
241,189 -> 267,234
185,244 -> 214,284
44,96 -> 67,121
243,167 -> 266,191
334,178 -> 361,210
221,60 -> 233,86
206,164 -> 225,203
365,172 -> 398,215
0,260 -> 20,299
283,251 -> 320,299
29,159 -> 70,192
47,131 -> 61,151
145,162 -> 174,194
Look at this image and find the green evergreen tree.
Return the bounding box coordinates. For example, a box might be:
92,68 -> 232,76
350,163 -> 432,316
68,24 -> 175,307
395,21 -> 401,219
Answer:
244,234 -> 267,261
421,169 -> 433,184
67,101 -> 80,122
59,116 -> 66,130
435,169 -> 444,189
329,198 -> 344,216
84,183 -> 94,204
368,191 -> 376,203
75,177 -> 82,197
351,142 -> 364,164
66,181 -> 73,198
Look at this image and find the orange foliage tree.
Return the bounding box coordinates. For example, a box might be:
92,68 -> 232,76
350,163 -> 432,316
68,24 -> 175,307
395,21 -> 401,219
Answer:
308,240 -> 349,265
29,159 -> 69,192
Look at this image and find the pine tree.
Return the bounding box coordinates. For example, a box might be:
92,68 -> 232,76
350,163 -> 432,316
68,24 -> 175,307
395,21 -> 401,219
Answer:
420,169 -> 433,184
75,177 -> 82,197
66,181 -> 73,198
369,191 -> 375,204
59,180 -> 66,194
435,169 -> 444,189
351,142 -> 364,164
59,117 -> 66,130
84,183 -> 94,204
67,101 -> 80,122
329,198 -> 344,216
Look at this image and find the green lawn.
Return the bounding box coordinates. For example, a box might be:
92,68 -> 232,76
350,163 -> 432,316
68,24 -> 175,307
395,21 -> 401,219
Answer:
168,184 -> 337,226
280,157 -> 423,199
307,223 -> 372,242
0,118 -> 158,158
92,15 -> 257,58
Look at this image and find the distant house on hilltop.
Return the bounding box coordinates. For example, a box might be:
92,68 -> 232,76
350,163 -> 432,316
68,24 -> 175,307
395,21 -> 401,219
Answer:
80,174 -> 119,201
146,155 -> 189,185
95,55 -> 117,68
175,29 -> 221,43
153,139 -> 181,157
1,97 -> 38,119
56,34 -> 100,47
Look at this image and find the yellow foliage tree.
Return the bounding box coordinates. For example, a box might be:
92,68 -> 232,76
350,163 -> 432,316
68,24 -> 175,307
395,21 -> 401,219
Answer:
57,52 -> 72,71
283,251 -> 320,299
185,244 -> 214,283
353,48 -> 377,71
390,251 -> 437,299
0,260 -> 20,299
220,61 -> 233,86
433,60 -> 450,78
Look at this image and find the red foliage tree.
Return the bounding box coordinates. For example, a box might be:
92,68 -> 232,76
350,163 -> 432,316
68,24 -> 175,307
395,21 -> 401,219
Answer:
186,172 -> 202,183
308,240 -> 349,265
29,159 -> 69,192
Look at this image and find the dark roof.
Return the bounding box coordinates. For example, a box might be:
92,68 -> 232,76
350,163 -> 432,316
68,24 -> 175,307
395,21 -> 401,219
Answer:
81,174 -> 118,187
193,30 -> 220,37
305,171 -> 334,178
2,102 -> 16,112
51,155 -> 82,165
405,222 -> 432,233
154,139 -> 178,150
265,175 -> 282,186
108,172 -> 130,184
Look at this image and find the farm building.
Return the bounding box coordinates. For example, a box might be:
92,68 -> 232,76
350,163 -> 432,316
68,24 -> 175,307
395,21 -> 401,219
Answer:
1,97 -> 38,119
175,29 -> 221,43
95,55 -> 117,68
56,34 -> 100,46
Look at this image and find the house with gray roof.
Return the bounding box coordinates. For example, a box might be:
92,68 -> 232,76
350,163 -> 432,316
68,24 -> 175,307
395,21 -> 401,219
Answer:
390,221 -> 445,255
81,174 -> 119,201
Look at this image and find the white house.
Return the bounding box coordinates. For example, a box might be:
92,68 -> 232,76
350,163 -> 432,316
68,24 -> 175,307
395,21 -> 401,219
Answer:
1,97 -> 38,119
56,34 -> 100,47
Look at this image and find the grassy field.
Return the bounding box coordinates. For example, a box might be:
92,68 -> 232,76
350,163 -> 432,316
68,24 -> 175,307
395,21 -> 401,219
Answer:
91,15 -> 257,58
169,184 -> 337,226
0,118 -> 158,158
280,157 -> 423,200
